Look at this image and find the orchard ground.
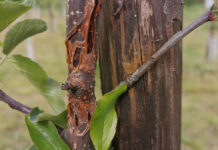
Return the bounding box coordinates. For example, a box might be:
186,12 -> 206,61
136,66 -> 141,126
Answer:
0,4 -> 218,150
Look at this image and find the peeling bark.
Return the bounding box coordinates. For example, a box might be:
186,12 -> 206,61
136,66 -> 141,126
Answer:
64,0 -> 101,149
98,0 -> 183,149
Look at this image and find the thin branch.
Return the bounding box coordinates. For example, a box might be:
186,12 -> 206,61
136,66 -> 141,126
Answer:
126,9 -> 212,87
0,55 -> 7,66
0,89 -> 32,114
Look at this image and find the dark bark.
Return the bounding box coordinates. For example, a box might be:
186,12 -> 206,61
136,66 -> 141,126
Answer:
126,9 -> 211,87
98,0 -> 183,149
64,0 -> 101,149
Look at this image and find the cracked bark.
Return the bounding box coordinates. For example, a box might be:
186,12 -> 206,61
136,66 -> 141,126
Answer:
98,0 -> 183,149
64,0 -> 101,149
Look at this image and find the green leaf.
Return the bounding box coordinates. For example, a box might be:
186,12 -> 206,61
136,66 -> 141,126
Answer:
90,82 -> 128,150
38,109 -> 68,129
3,19 -> 47,55
25,115 -> 70,150
30,107 -> 67,129
11,55 -> 66,114
29,145 -> 38,150
0,0 -> 34,32
43,78 -> 66,114
11,54 -> 48,89
30,107 -> 43,122
0,41 -> 2,47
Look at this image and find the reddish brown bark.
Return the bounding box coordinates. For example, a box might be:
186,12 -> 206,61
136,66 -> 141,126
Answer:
98,0 -> 183,149
63,0 -> 101,149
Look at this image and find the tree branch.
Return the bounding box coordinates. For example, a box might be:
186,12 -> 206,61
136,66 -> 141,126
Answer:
126,9 -> 212,87
0,89 -> 32,114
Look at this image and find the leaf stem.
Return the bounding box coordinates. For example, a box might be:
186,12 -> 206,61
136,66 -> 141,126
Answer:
126,9 -> 212,87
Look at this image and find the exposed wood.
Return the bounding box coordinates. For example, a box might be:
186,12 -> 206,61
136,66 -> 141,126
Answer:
98,0 -> 183,149
64,0 -> 101,149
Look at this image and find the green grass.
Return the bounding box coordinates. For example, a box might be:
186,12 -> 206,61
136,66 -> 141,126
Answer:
182,4 -> 218,150
0,4 -> 218,150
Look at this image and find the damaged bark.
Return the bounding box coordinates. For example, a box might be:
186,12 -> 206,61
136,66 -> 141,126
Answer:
63,0 -> 101,149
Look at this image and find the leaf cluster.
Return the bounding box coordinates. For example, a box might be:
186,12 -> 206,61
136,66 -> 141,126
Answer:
0,0 -> 69,149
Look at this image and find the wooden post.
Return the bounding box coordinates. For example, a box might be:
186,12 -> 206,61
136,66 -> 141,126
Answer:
98,0 -> 183,149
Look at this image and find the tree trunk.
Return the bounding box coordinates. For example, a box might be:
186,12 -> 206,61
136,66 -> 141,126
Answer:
26,38 -> 34,60
64,0 -> 101,149
98,0 -> 183,150
48,7 -> 57,33
206,22 -> 217,61
33,4 -> 41,19
25,7 -> 41,60
205,0 -> 213,9
205,0 -> 217,61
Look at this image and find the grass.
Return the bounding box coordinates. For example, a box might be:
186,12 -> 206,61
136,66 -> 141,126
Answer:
0,4 -> 218,150
182,4 -> 218,150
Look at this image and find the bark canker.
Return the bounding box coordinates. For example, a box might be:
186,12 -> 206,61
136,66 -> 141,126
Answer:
64,0 -> 101,149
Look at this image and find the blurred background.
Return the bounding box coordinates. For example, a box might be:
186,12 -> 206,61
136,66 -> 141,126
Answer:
0,0 -> 218,149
